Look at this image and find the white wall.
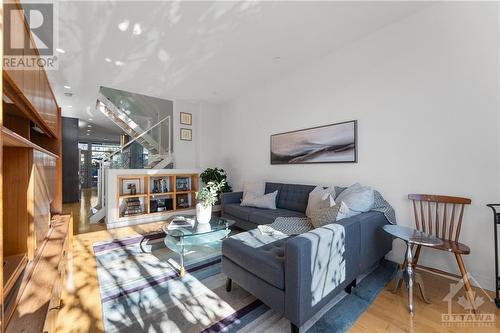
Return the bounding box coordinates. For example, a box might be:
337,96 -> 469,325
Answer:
174,100 -> 224,169
211,3 -> 500,290
173,100 -> 201,168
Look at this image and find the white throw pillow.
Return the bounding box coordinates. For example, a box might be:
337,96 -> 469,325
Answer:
243,181 -> 265,199
306,186 -> 336,218
335,183 -> 374,213
241,190 -> 278,209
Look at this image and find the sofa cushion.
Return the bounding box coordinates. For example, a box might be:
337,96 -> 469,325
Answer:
222,229 -> 288,289
277,184 -> 315,212
224,204 -> 263,221
249,208 -> 306,225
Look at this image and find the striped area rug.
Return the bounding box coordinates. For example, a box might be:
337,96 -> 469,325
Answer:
93,232 -> 395,333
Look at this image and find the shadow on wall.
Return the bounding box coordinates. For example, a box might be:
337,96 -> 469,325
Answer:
55,0 -> 264,117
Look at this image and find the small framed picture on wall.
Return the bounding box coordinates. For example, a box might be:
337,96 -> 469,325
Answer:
180,128 -> 192,141
180,112 -> 192,125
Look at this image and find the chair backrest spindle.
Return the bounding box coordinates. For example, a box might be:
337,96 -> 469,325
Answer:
449,204 -> 456,240
408,194 -> 471,241
420,201 -> 426,233
412,200 -> 420,230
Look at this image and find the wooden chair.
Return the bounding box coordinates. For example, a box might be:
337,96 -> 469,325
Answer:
404,194 -> 476,312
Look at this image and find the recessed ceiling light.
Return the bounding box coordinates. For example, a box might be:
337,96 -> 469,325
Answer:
89,118 -> 93,121
87,125 -> 92,128
56,48 -> 65,54
132,23 -> 142,35
115,60 -> 125,66
103,138 -> 108,141
118,20 -> 130,31
67,105 -> 73,108
64,85 -> 71,89
86,133 -> 90,135
104,58 -> 112,63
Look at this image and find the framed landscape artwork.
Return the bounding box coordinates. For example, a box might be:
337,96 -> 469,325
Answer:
270,120 -> 357,164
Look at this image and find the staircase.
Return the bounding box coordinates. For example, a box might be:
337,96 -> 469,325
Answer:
97,92 -> 170,168
90,88 -> 175,223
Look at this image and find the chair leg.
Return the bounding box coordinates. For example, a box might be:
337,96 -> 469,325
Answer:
290,323 -> 299,333
226,278 -> 232,292
455,253 -> 477,313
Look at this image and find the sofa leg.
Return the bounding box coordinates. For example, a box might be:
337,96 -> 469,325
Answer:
290,323 -> 299,333
226,278 -> 232,292
344,278 -> 357,294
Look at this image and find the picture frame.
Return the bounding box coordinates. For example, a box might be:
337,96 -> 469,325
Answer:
122,178 -> 141,195
270,120 -> 357,164
180,112 -> 192,125
180,128 -> 192,141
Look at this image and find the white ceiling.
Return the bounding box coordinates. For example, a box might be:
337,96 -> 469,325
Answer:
43,1 -> 431,139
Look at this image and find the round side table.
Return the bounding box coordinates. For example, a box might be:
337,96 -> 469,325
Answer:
383,224 -> 444,316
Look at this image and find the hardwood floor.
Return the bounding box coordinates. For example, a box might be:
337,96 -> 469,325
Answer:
63,187 -> 107,235
55,188 -> 500,333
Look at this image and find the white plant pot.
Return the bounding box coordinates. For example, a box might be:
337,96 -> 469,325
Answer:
196,203 -> 212,224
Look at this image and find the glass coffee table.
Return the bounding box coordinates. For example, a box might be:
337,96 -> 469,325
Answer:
162,215 -> 235,277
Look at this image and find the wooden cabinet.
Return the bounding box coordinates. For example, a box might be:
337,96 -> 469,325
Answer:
1,1 -> 66,331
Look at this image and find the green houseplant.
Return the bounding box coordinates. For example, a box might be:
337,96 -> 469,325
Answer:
200,168 -> 232,203
195,180 -> 226,224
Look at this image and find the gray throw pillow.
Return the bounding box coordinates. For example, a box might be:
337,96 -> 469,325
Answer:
335,183 -> 374,213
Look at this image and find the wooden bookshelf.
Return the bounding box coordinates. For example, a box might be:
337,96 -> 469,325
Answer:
116,173 -> 199,220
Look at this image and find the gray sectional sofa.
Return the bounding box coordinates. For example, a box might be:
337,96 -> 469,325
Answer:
221,182 -> 393,333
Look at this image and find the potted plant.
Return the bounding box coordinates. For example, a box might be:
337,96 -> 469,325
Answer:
195,180 -> 226,224
200,168 -> 232,204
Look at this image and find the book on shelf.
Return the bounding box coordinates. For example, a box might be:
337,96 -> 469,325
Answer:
176,177 -> 191,191
168,216 -> 195,230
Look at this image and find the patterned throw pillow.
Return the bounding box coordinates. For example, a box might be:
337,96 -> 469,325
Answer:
305,186 -> 336,218
309,202 -> 351,228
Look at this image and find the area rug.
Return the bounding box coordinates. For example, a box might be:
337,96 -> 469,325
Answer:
93,232 -> 396,333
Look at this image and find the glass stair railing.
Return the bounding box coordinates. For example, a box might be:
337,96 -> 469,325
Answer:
89,116 -> 173,223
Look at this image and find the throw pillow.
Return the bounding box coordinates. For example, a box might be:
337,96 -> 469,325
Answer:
335,183 -> 374,213
243,181 -> 265,199
309,201 -> 350,228
305,186 -> 336,218
241,190 -> 278,209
